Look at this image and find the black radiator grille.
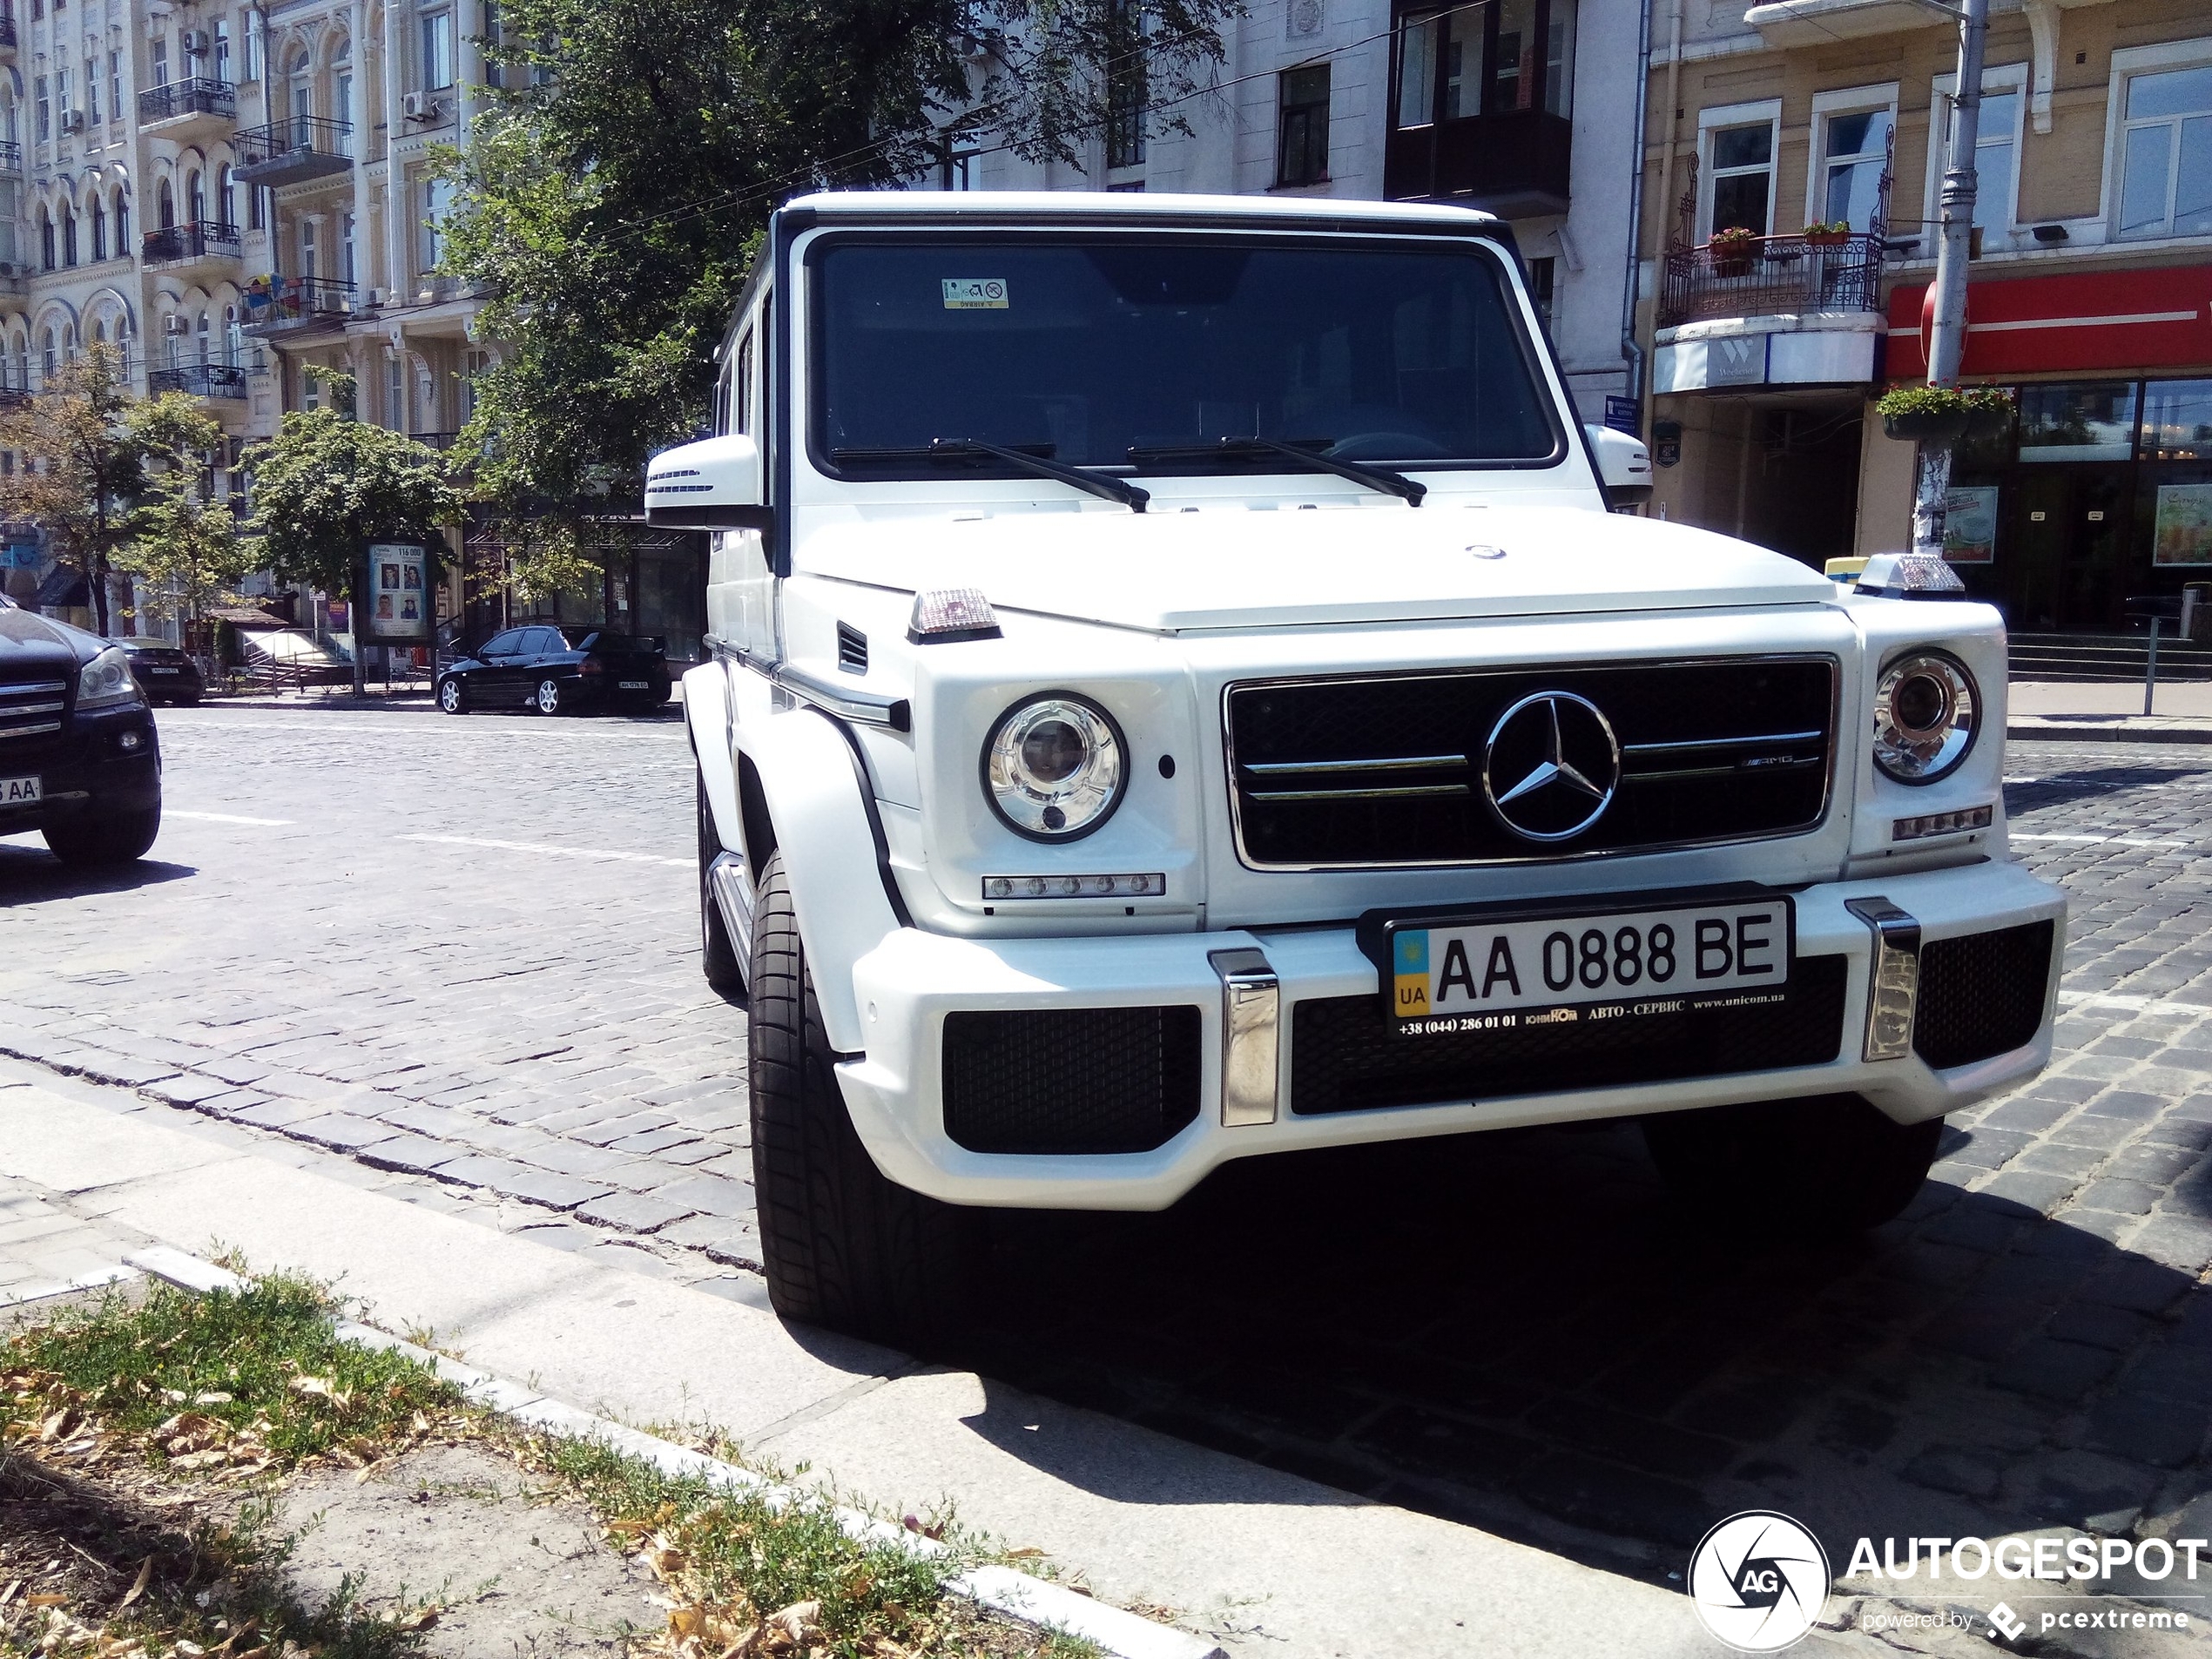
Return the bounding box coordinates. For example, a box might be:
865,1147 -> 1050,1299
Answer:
1914,921 -> 2056,1071
1225,657 -> 1836,868
943,1005 -> 1203,1155
1290,954 -> 1849,1116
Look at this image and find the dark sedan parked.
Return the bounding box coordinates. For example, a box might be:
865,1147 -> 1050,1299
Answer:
435,627 -> 671,716
118,637 -> 206,705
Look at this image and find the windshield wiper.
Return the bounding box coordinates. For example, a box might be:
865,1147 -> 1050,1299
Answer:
831,439 -> 1149,513
1126,436 -> 1426,507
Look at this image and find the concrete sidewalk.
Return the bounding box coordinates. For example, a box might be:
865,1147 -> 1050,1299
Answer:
2009,679 -> 2212,744
0,1055 -> 1759,1659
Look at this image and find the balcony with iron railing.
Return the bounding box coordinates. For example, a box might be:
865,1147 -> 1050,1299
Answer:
1656,231 -> 1886,328
138,77 -> 237,128
241,276 -> 355,338
142,221 -> 243,269
147,362 -> 250,401
1384,108 -> 1574,219
234,116 -> 354,186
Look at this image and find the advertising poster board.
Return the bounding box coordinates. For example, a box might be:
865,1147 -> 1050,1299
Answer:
1941,486 -> 2000,564
364,543 -> 434,642
2154,483 -> 2212,567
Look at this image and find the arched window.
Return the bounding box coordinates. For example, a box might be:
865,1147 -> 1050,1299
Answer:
158,179 -> 175,231
163,316 -> 180,370
60,206 -> 77,267
114,188 -> 131,250
301,217 -> 317,281
217,165 -> 234,227
187,169 -> 205,225
223,303 -> 239,368
288,48 -> 313,141
7,337 -> 24,395
91,196 -> 105,260
195,311 -> 211,364
332,37 -> 354,157
40,328 -> 57,386
37,207 -> 53,271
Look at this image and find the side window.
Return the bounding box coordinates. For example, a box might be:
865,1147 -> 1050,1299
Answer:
735,328 -> 754,435
528,628 -> 563,654
481,630 -> 522,656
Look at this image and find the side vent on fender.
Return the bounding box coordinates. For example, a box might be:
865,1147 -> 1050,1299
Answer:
836,623 -> 868,676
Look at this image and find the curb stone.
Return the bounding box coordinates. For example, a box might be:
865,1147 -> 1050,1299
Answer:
121,1245 -> 1226,1659
2007,720 -> 2212,746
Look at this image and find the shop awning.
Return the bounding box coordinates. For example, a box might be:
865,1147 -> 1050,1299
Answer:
1887,264 -> 2212,380
33,564 -> 89,608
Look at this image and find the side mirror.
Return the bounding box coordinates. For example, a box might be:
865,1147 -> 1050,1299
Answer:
1585,424 -> 1654,511
645,434 -> 773,531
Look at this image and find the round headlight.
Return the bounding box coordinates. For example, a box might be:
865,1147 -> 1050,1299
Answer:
1873,651 -> 1978,785
981,693 -> 1126,840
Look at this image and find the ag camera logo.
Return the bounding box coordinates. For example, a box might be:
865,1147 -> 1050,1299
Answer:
1689,1511 -> 1831,1651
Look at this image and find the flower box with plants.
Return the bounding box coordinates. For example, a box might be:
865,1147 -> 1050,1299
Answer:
1804,221 -> 1853,248
1707,226 -> 1758,275
1877,383 -> 2013,444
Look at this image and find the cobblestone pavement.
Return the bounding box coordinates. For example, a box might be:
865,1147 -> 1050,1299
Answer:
10,714 -> 2212,1627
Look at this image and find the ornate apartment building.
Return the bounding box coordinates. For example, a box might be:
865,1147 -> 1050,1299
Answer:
0,0 -> 496,610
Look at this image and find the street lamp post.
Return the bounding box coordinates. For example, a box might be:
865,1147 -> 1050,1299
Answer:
1911,0 -> 1989,558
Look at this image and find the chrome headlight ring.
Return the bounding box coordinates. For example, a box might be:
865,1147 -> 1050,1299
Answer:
1872,650 -> 1978,786
981,692 -> 1128,841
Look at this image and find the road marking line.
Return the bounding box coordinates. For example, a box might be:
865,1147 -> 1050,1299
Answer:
2060,989 -> 2212,1019
398,833 -> 691,868
167,810 -> 293,826
2013,832 -> 2190,847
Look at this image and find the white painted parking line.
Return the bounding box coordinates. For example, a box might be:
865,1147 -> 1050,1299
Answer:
2061,988 -> 2212,1019
2003,776 -> 2041,785
167,810 -> 293,826
2013,832 -> 2191,847
398,833 -> 691,868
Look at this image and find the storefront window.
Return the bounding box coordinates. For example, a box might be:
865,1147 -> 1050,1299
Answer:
2017,382 -> 2139,463
2141,379 -> 2212,462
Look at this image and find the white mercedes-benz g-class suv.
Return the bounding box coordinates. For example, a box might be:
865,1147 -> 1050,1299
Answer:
651,190 -> 2065,1345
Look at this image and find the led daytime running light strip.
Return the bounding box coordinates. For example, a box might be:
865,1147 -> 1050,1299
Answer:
982,873 -> 1165,900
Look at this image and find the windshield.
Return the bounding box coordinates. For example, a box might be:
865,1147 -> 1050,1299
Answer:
811,235 -> 1558,476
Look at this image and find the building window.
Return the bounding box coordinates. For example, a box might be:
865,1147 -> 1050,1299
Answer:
1394,9 -> 1481,128
2018,381 -> 2138,462
1706,119 -> 1776,237
421,9 -> 455,91
246,11 -> 265,82
1492,0 -> 1534,111
301,217 -> 318,281
62,207 -> 78,266
1817,107 -> 1892,230
419,177 -> 454,272
56,69 -> 71,122
2118,63 -> 2212,239
37,209 -> 53,270
91,197 -> 105,260
84,57 -> 98,123
288,48 -> 313,135
158,178 -> 174,231
109,51 -> 122,121
217,165 -> 234,226
2141,379 -> 2212,461
214,18 -> 231,83
35,75 -> 49,143
114,189 -> 129,248
938,145 -> 975,189
1104,0 -> 1144,169
341,212 -> 356,285
247,180 -> 262,230
1544,0 -> 1575,118
152,37 -> 168,88
187,168 -> 204,225
1527,254 -> 1555,327
1277,64 -> 1330,186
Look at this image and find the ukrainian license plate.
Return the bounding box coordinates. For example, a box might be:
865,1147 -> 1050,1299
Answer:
1385,893 -> 1793,1035
0,776 -> 42,808
618,680 -> 650,690
148,667 -> 179,675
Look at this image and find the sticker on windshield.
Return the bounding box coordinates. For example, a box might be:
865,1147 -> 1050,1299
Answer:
942,278 -> 1009,310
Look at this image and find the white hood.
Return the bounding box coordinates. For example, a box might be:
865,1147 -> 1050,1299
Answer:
801,504 -> 1837,632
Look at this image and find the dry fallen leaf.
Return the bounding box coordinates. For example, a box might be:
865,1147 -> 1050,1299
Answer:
765,1601 -> 819,1646
39,1409 -> 75,1444
26,1594 -> 66,1608
667,1606 -> 705,1642
118,1560 -> 153,1611
288,1378 -> 333,1398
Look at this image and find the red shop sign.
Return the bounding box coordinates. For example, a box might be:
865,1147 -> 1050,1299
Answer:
1886,264 -> 2212,379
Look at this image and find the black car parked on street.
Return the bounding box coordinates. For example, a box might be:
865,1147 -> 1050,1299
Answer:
118,637 -> 206,705
436,627 -> 672,717
0,598 -> 163,867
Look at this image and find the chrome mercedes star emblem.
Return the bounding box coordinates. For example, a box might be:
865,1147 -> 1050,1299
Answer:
1481,691 -> 1622,843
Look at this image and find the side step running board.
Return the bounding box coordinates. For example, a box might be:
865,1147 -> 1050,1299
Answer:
707,852 -> 757,990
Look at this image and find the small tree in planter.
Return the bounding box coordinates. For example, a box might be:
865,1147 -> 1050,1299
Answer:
1708,226 -> 1757,275
1878,384 -> 2014,558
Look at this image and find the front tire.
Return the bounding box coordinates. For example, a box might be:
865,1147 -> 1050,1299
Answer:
534,678 -> 563,715
43,802 -> 162,869
698,772 -> 745,998
1642,1094 -> 1940,1233
749,852 -> 975,1346
438,677 -> 468,715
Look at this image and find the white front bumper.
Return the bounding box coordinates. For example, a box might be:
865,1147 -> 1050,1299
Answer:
837,859 -> 2066,1211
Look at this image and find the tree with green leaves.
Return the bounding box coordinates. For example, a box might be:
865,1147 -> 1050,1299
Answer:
111,395 -> 257,656
239,374 -> 462,692
442,0 -> 1238,591
0,344 -> 145,635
